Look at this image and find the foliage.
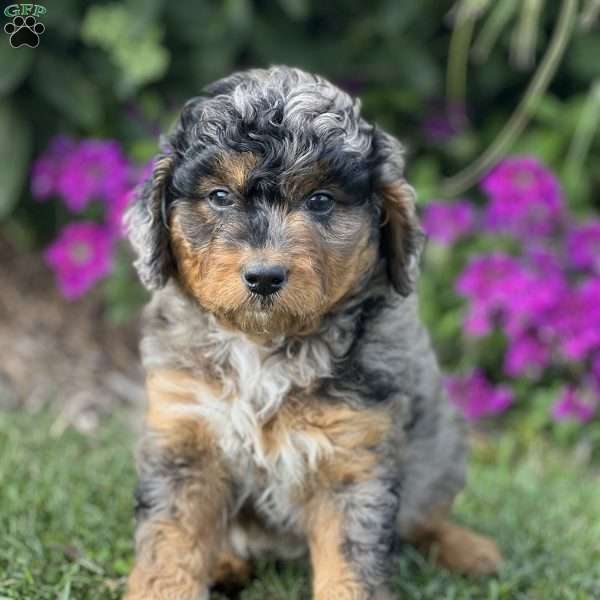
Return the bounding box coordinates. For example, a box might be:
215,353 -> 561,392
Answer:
420,155 -> 600,448
1,410 -> 599,599
2,1 -> 600,440
81,4 -> 169,95
4,0 -> 599,222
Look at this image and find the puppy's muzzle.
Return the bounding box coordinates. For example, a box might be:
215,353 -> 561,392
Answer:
242,263 -> 288,296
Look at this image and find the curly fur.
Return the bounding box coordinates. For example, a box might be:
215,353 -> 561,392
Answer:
124,66 -> 500,600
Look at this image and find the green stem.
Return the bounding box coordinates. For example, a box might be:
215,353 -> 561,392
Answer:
446,13 -> 476,121
511,0 -> 544,70
441,0 -> 579,198
472,0 -> 518,62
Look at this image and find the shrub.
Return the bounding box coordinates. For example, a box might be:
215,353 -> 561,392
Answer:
421,156 -> 599,443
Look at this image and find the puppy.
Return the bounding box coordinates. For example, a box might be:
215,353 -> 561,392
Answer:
124,66 -> 501,600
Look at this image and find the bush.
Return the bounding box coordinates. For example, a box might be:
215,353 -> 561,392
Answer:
420,155 -> 600,450
3,0 -> 599,442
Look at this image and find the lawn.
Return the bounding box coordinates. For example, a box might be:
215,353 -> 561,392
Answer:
1,410 -> 599,600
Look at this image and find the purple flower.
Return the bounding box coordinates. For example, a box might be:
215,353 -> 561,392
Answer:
422,200 -> 476,245
56,140 -> 131,212
552,278 -> 600,361
504,332 -> 550,377
422,103 -> 466,143
44,222 -> 114,300
456,252 -> 567,338
481,156 -> 564,237
525,246 -> 565,280
507,265 -> 567,336
30,136 -> 77,200
456,254 -> 532,336
445,369 -> 513,421
551,385 -> 597,423
567,220 -> 600,275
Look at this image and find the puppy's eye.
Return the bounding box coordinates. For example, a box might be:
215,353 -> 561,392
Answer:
305,192 -> 334,215
208,189 -> 234,209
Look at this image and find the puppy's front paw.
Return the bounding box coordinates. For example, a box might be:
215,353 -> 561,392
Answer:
125,567 -> 210,600
124,588 -> 208,600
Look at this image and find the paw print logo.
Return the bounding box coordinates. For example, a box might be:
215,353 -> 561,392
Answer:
4,15 -> 45,48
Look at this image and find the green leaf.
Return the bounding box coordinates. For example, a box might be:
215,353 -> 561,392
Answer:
102,248 -> 148,323
81,3 -> 169,95
30,54 -> 102,128
59,578 -> 71,600
376,0 -> 423,36
125,0 -> 165,28
534,94 -> 564,125
567,34 -> 600,83
0,102 -> 31,219
277,0 -> 309,20
512,128 -> 564,163
41,0 -> 82,39
0,45 -> 33,96
409,157 -> 442,202
224,0 -> 254,31
560,162 -> 592,212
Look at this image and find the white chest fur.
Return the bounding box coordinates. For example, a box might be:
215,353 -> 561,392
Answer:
183,325 -> 335,529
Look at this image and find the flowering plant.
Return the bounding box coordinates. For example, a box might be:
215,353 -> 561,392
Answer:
421,156 -> 600,432
31,136 -> 151,302
31,139 -> 600,437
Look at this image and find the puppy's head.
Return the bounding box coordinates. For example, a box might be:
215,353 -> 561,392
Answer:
127,67 -> 423,336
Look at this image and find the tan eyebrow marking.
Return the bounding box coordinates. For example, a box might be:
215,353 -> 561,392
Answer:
213,152 -> 259,191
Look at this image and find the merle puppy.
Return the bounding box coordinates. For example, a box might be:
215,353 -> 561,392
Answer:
124,66 -> 501,600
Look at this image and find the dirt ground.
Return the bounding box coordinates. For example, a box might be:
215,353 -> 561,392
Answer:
0,236 -> 145,432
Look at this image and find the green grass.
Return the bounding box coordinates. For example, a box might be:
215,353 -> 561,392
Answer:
1,411 -> 599,599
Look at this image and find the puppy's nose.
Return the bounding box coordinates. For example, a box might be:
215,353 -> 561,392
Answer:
243,264 -> 287,296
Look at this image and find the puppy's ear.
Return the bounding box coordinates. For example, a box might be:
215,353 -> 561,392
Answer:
125,151 -> 175,290
372,129 -> 425,296
125,96 -> 212,290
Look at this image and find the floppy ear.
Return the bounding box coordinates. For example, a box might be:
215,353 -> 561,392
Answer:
372,129 -> 425,296
125,96 -> 212,290
125,150 -> 175,290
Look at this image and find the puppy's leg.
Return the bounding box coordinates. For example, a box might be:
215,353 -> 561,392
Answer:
125,370 -> 232,600
125,434 -> 231,600
408,507 -> 502,576
306,483 -> 398,600
295,403 -> 398,600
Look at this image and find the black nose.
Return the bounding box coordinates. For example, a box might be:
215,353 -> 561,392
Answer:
243,264 -> 287,296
